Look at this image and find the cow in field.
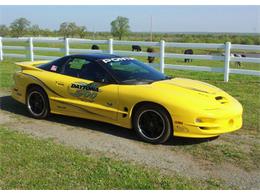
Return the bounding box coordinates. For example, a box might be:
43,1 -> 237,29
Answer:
91,45 -> 100,50
234,53 -> 246,67
132,45 -> 142,52
184,49 -> 193,63
147,47 -> 155,63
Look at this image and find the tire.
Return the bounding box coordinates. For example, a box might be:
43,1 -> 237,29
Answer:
133,104 -> 172,144
26,86 -> 49,119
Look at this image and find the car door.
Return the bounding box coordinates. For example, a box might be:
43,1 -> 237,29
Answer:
53,56 -> 119,123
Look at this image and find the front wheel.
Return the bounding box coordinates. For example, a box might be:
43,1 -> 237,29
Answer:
26,86 -> 49,119
133,104 -> 172,144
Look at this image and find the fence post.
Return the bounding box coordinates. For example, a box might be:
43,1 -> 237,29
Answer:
65,38 -> 70,55
108,38 -> 113,54
0,37 -> 3,61
224,42 -> 231,82
160,40 -> 165,73
29,37 -> 34,61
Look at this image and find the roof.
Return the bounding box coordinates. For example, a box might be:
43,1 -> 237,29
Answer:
68,53 -> 121,61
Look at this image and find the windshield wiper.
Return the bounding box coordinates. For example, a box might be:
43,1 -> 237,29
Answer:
165,75 -> 173,79
148,76 -> 173,84
121,79 -> 154,84
121,76 -> 173,84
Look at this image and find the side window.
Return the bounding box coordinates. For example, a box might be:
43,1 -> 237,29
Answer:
38,56 -> 69,73
79,62 -> 113,83
63,58 -> 90,78
69,58 -> 86,69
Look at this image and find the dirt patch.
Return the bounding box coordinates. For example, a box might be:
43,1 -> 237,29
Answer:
0,90 -> 259,189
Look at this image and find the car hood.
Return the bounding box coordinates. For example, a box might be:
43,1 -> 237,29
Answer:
153,78 -> 222,95
148,77 -> 237,110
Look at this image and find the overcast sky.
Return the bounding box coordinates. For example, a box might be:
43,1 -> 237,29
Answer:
0,5 -> 259,33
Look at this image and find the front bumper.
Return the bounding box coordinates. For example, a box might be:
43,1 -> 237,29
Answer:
173,114 -> 242,138
172,101 -> 243,138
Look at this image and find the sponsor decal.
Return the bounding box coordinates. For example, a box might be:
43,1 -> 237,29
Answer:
50,65 -> 58,72
71,83 -> 99,92
102,57 -> 134,64
68,82 -> 101,102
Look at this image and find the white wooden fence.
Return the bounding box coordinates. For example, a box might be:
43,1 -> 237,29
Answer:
0,37 -> 259,82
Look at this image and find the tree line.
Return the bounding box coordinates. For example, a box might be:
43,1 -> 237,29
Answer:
0,16 -> 130,40
0,17 -> 259,45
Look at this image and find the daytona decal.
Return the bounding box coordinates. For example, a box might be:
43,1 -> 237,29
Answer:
68,82 -> 101,102
71,83 -> 99,92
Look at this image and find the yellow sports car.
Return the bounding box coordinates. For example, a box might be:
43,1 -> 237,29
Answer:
12,54 -> 243,143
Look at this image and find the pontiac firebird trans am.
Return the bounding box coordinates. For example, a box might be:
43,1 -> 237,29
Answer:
12,54 -> 243,143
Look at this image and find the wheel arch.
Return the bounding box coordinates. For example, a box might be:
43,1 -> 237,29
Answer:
26,83 -> 46,96
25,83 -> 50,118
26,83 -> 50,108
131,101 -> 173,131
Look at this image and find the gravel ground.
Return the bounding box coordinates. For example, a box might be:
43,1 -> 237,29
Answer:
0,89 -> 259,189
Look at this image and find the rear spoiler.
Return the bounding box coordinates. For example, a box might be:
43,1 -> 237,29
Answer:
15,61 -> 50,71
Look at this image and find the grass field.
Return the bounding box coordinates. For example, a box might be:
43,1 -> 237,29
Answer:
0,57 -> 259,189
0,126 -> 230,190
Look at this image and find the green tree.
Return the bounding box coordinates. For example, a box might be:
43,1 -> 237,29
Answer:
241,38 -> 254,45
59,22 -> 80,38
110,16 -> 130,40
30,24 -> 41,37
68,22 -> 77,37
233,37 -> 241,44
41,28 -> 53,37
59,22 -> 70,38
10,17 -> 31,37
253,37 -> 260,45
77,26 -> 87,38
0,25 -> 9,37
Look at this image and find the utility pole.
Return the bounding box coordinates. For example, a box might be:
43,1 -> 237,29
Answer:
150,15 -> 153,42
92,26 -> 96,40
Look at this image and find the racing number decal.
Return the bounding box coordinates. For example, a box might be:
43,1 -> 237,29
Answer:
68,82 -> 101,102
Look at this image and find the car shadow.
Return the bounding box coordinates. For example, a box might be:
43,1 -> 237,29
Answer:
0,95 -> 218,146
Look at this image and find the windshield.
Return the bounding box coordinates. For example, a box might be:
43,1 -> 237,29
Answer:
97,57 -> 170,84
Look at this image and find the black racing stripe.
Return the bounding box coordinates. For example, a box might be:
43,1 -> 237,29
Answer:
22,73 -> 63,97
172,83 -> 210,94
52,99 -> 114,120
22,73 -> 115,120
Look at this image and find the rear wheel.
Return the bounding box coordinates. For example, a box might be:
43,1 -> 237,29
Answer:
133,104 -> 172,144
26,86 -> 49,119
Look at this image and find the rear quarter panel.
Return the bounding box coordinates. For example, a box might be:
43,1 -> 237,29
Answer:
12,70 -> 60,105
